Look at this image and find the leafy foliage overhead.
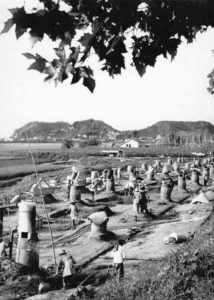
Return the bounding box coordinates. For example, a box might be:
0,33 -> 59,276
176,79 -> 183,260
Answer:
2,0 -> 214,92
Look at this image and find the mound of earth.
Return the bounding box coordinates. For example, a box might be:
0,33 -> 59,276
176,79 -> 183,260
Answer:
43,194 -> 59,204
0,258 -> 45,300
94,205 -> 114,216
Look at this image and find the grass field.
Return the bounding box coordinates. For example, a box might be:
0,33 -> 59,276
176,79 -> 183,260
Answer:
0,162 -> 68,180
0,142 -> 61,154
1,142 -> 214,158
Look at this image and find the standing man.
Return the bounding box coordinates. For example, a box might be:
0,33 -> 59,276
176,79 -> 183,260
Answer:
111,240 -> 125,281
0,240 -> 8,257
139,184 -> 149,215
71,165 -> 80,185
68,201 -> 79,228
203,173 -> 209,186
88,180 -> 97,202
57,249 -> 76,289
133,187 -> 141,215
66,179 -> 72,201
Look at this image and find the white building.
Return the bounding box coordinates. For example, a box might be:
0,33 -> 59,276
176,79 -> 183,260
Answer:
120,139 -> 139,148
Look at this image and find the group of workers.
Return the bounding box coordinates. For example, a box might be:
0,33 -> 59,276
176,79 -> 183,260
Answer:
60,165 -> 132,287
56,239 -> 126,289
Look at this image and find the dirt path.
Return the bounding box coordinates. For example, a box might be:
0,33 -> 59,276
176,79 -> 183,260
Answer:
87,201 -> 213,269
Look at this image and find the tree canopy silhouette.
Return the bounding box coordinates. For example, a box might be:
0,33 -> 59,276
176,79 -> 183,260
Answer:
2,0 -> 214,93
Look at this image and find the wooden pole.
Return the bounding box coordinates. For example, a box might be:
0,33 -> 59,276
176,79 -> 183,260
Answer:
25,129 -> 57,269
0,208 -> 3,242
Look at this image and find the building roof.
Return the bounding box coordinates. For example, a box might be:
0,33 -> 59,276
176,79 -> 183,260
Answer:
101,150 -> 123,154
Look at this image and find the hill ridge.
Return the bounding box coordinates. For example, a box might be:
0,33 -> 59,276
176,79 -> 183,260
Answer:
12,120 -> 214,141
12,119 -> 119,141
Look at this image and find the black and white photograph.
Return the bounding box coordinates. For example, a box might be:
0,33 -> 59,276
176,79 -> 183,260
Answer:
0,0 -> 214,299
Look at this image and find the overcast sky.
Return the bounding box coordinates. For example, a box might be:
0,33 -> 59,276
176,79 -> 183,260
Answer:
0,0 -> 214,138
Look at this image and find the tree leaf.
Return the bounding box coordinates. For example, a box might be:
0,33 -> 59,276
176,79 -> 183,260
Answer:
28,61 -> 46,73
8,8 -> 20,15
71,69 -> 81,84
58,70 -> 68,83
22,53 -> 35,60
106,36 -> 122,55
83,76 -> 95,93
54,47 -> 66,61
35,54 -> 47,62
68,47 -> 80,65
135,61 -> 146,77
15,26 -> 27,39
1,19 -> 14,34
44,75 -> 54,82
79,33 -> 93,48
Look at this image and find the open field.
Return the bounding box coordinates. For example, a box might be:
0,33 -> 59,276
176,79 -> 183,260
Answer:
0,143 -> 62,153
0,163 -> 68,181
1,142 -> 214,159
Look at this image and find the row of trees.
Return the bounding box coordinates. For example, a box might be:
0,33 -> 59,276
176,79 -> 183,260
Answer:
62,137 -> 99,149
158,133 -> 214,147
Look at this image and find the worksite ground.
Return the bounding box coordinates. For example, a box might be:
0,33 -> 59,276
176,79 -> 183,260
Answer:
0,156 -> 214,299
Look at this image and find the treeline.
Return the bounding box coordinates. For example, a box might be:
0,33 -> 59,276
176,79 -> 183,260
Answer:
61,138 -> 100,149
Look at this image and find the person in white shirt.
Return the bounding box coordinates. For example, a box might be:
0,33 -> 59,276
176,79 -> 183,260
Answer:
88,179 -> 98,202
111,239 -> 125,281
0,240 -> 8,257
69,201 -> 79,227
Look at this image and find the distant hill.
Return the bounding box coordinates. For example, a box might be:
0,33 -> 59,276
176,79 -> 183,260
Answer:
137,121 -> 214,137
70,119 -> 119,139
12,119 -> 119,141
120,121 -> 214,139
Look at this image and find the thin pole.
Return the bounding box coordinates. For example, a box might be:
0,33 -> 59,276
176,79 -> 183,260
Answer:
24,129 -> 57,269
0,208 -> 3,242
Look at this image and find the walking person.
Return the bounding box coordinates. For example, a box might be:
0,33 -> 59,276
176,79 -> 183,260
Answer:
68,200 -> 79,228
139,184 -> 149,215
71,165 -> 80,185
111,240 -> 125,281
203,174 -> 209,186
66,179 -> 72,201
88,180 -> 97,202
133,187 -> 141,215
56,249 -> 76,289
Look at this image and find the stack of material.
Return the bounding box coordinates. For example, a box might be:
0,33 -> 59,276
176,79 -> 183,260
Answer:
187,170 -> 201,192
162,164 -> 170,175
191,192 -> 209,204
88,211 -> 109,238
30,181 -> 56,196
205,190 -> 214,201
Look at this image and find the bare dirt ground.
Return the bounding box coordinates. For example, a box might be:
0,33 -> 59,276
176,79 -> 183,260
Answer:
0,156 -> 214,299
